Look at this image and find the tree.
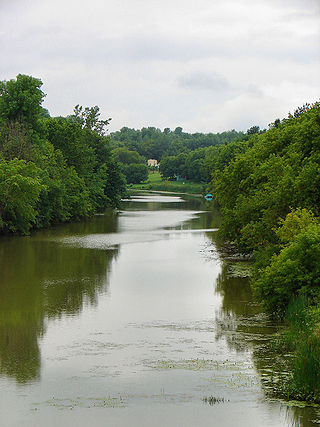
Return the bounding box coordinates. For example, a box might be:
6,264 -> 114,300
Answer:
112,147 -> 145,165
0,159 -> 43,234
0,74 -> 45,132
0,120 -> 33,161
210,102 -> 320,253
112,147 -> 148,184
174,126 -> 183,136
160,153 -> 187,180
253,224 -> 320,315
73,105 -> 111,135
246,125 -> 260,135
0,75 -> 127,234
185,148 -> 207,182
102,158 -> 126,207
46,117 -> 96,180
32,142 -> 92,227
121,163 -> 148,184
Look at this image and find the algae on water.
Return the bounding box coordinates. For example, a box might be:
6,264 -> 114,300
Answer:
226,262 -> 253,278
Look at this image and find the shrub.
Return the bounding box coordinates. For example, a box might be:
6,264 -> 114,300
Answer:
253,224 -> 320,316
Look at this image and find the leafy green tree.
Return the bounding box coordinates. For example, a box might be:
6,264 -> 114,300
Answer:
246,125 -> 260,135
121,163 -> 148,184
276,208 -> 318,245
112,147 -> 148,184
204,140 -> 248,180
0,159 -> 43,234
185,148 -> 207,182
0,120 -> 33,161
0,74 -> 45,132
46,117 -> 96,180
33,142 -> 92,227
110,126 -> 243,163
253,223 -> 320,315
73,105 -> 111,135
102,158 -> 126,207
160,153 -> 187,180
113,147 -> 145,165
210,102 -> 320,253
0,75 -> 127,234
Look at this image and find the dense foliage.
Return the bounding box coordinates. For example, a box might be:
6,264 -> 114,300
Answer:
211,104 -> 320,255
111,116 -> 254,185
253,210 -> 320,315
112,147 -> 148,184
158,128 -> 261,183
111,126 -> 243,163
207,104 -> 320,314
0,74 -> 126,234
204,104 -> 320,401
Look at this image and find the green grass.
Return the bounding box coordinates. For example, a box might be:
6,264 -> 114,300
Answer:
128,171 -> 205,195
285,300 -> 320,402
268,297 -> 320,403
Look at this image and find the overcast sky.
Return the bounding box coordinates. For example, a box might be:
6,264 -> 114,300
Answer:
1,0 -> 319,133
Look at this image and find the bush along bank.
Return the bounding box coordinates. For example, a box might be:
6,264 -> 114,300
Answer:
281,297 -> 320,402
206,103 -> 320,402
253,210 -> 320,402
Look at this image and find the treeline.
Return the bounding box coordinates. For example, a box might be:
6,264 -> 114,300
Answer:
111,125 -> 243,162
207,102 -> 320,401
0,74 -> 126,234
159,127 -> 262,182
110,110 -> 259,185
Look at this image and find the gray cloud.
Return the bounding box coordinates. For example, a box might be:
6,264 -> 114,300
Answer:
178,72 -> 232,92
0,0 -> 319,132
2,28 -> 319,67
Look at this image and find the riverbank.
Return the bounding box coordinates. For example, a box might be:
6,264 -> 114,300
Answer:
128,171 -> 204,195
205,104 -> 320,405
271,298 -> 320,404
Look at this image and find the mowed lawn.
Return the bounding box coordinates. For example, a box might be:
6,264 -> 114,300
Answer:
128,171 -> 204,195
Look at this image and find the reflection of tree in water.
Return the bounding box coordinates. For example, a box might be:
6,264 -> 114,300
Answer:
214,261 -> 320,426
42,245 -> 118,318
0,223 -> 118,384
37,208 -> 119,237
216,262 -> 258,317
214,262 -> 273,353
284,405 -> 320,427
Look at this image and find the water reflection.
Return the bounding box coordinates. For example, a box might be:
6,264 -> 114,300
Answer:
0,192 -> 319,427
212,250 -> 320,426
216,263 -> 258,317
121,193 -> 207,212
37,209 -> 119,237
0,221 -> 119,384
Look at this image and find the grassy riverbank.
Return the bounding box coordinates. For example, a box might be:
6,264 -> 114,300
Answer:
283,299 -> 320,402
128,171 -> 204,195
266,297 -> 320,403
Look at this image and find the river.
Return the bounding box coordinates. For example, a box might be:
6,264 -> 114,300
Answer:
0,193 -> 318,426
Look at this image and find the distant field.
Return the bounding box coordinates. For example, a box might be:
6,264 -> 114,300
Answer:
128,171 -> 205,195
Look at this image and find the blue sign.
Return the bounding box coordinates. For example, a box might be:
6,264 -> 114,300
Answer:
204,193 -> 213,201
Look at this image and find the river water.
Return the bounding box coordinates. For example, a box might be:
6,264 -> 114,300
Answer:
0,193 -> 318,426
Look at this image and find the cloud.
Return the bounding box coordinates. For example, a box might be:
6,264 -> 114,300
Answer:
178,72 -> 232,92
0,0 -> 319,132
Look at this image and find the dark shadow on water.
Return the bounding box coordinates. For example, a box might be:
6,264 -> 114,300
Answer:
0,214 -> 119,384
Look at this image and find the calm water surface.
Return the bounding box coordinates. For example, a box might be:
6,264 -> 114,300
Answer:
0,193 -> 318,426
